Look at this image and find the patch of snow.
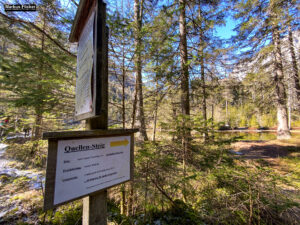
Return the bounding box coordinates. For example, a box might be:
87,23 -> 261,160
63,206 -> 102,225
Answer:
0,142 -> 44,190
0,141 -> 46,223
0,205 -> 17,218
0,143 -> 8,150
0,144 -> 9,169
154,220 -> 162,225
229,150 -> 243,155
6,133 -> 26,140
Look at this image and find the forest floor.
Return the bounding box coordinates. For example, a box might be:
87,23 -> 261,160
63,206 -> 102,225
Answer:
0,140 -> 45,225
1,135 -> 300,224
231,138 -> 300,159
231,138 -> 300,204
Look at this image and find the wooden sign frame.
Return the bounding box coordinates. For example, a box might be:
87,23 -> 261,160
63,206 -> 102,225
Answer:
43,129 -> 137,210
69,0 -> 108,121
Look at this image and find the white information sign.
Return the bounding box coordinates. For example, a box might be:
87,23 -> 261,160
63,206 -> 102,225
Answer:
54,136 -> 130,205
75,11 -> 95,116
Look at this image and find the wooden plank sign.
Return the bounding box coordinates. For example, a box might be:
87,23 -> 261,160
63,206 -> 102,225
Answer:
43,129 -> 137,210
69,0 -> 108,121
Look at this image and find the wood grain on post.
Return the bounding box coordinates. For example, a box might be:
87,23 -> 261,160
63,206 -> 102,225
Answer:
83,0 -> 108,224
67,0 -> 136,224
43,140 -> 58,211
83,191 -> 107,225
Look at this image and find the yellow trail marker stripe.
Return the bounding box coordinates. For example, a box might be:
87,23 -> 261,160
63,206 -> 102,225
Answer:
110,139 -> 129,147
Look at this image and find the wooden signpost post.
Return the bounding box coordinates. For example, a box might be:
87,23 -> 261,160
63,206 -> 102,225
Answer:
43,0 -> 137,224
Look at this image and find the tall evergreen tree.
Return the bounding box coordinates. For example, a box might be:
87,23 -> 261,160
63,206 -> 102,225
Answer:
189,0 -> 227,139
134,0 -> 148,141
232,0 -> 292,139
287,22 -> 300,108
178,0 -> 190,202
0,0 -> 75,138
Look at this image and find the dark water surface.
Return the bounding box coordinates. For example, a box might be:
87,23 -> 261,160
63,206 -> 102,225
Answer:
215,131 -> 300,141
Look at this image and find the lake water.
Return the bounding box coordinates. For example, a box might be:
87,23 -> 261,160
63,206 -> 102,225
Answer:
214,131 -> 300,141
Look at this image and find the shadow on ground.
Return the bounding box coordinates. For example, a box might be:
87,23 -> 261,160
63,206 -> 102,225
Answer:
231,141 -> 300,159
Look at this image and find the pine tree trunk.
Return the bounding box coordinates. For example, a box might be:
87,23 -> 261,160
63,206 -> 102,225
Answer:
143,161 -> 149,221
152,101 -> 158,142
272,24 -> 291,139
120,44 -> 126,215
128,74 -> 137,217
288,24 -> 300,108
122,45 -> 126,129
34,14 -> 46,140
179,0 -> 190,202
134,0 -> 148,141
126,181 -> 134,216
179,0 -> 190,118
199,7 -> 208,140
120,184 -> 126,214
34,112 -> 43,139
200,53 -> 207,131
152,79 -> 159,142
171,98 -> 177,141
211,104 -> 214,123
131,80 -> 138,129
225,98 -> 228,125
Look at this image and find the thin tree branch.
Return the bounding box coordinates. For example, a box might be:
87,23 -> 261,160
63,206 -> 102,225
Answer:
0,12 -> 76,58
70,0 -> 79,7
150,177 -> 175,205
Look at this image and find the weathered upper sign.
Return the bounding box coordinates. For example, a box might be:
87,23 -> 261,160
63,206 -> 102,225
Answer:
75,11 -> 94,116
69,0 -> 97,43
43,129 -> 137,210
69,0 -> 108,121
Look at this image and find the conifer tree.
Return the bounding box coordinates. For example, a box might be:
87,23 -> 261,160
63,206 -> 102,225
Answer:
189,0 -> 227,139
232,0 -> 292,139
133,0 -> 148,141
0,0 -> 75,138
178,0 -> 190,202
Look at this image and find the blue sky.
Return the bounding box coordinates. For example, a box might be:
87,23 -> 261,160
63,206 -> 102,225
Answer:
59,0 -> 238,40
215,17 -> 237,39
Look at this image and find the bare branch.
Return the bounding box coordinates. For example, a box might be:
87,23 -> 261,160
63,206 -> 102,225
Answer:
70,0 -> 79,7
